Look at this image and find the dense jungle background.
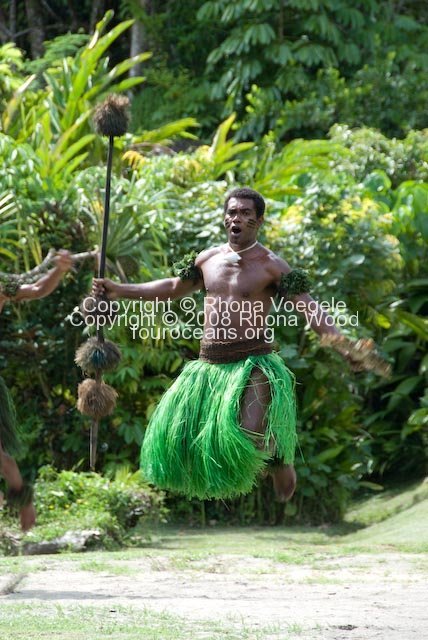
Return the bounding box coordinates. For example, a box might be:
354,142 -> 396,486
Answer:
0,1 -> 427,538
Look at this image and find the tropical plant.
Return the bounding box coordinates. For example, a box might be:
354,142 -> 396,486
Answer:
0,42 -> 25,101
0,192 -> 19,261
196,0 -> 428,139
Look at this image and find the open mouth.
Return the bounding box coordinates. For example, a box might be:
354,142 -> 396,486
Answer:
230,225 -> 241,236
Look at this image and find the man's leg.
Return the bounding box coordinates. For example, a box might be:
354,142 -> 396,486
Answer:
0,440 -> 36,531
240,367 -> 296,502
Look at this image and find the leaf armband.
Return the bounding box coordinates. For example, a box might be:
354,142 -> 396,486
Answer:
0,250 -> 53,298
277,268 -> 311,299
172,251 -> 201,284
0,277 -> 21,298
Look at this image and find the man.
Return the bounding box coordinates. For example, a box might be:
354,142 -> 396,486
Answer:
0,250 -> 73,530
92,187 -> 358,503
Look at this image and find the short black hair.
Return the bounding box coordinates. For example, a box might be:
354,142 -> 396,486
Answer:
224,187 -> 265,219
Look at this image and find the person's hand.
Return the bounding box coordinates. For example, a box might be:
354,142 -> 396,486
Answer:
320,335 -> 391,377
53,249 -> 73,272
20,502 -> 36,532
92,278 -> 120,300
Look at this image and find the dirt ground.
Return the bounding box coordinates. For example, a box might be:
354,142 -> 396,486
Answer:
1,548 -> 427,639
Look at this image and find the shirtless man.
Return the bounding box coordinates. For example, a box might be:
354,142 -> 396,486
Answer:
0,250 -> 73,530
93,188 -> 346,502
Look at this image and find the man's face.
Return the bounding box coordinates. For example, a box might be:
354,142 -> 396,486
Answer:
224,197 -> 263,245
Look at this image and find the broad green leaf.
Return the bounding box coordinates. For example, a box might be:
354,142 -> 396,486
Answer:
51,134 -> 95,174
317,445 -> 344,463
395,310 -> 428,341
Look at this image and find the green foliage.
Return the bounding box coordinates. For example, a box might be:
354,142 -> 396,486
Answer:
2,12 -> 148,173
130,65 -> 215,132
0,192 -> 19,261
239,50 -> 428,141
361,177 -> 428,478
20,465 -> 166,547
2,1 -> 428,141
0,43 -> 25,101
121,0 -> 222,131
194,0 -> 428,140
24,33 -> 90,76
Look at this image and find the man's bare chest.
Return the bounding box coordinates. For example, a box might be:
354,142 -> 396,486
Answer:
202,259 -> 275,298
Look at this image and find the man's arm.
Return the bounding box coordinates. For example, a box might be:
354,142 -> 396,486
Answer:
93,275 -> 202,301
272,256 -> 340,337
272,257 -> 390,375
93,247 -> 210,302
13,250 -> 73,302
290,292 -> 341,338
93,249 -> 208,301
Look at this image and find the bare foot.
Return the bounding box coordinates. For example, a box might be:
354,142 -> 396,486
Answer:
270,464 -> 296,502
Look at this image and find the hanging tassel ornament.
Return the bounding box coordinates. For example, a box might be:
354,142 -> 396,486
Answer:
76,94 -> 129,470
75,337 -> 121,376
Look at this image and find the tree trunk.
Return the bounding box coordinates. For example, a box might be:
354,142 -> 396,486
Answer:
24,0 -> 45,58
129,0 -> 151,78
129,21 -> 145,77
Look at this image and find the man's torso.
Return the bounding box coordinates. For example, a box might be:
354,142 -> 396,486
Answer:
198,244 -> 283,342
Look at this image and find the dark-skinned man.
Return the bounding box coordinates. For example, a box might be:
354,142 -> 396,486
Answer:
93,188 -> 359,502
0,250 -> 73,530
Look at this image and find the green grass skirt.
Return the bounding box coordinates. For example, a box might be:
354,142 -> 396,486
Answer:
0,375 -> 21,456
140,353 -> 297,499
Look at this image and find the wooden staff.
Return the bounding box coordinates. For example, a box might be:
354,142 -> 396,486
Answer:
83,95 -> 129,469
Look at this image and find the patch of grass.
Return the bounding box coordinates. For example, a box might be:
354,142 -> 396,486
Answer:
342,499 -> 428,552
2,482 -> 427,575
273,551 -> 315,565
0,603 -> 306,640
0,557 -> 50,575
78,560 -> 139,576
345,478 -> 428,526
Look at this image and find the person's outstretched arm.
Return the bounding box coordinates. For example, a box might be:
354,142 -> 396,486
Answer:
13,250 -> 73,301
93,248 -> 207,302
273,256 -> 390,375
273,257 -> 341,338
289,292 -> 342,338
93,274 -> 202,302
